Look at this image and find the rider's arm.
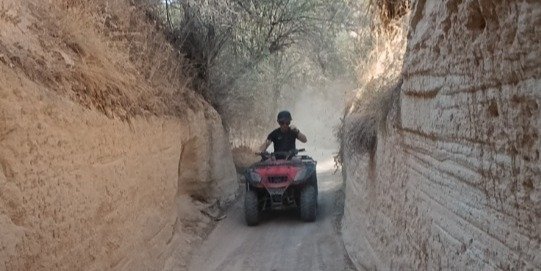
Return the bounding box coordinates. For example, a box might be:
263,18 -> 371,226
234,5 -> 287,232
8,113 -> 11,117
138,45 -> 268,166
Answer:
297,131 -> 307,143
259,140 -> 272,152
290,125 -> 307,143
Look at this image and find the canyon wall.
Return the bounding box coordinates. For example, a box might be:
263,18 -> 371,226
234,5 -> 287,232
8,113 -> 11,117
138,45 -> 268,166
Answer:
342,0 -> 540,269
0,1 -> 237,270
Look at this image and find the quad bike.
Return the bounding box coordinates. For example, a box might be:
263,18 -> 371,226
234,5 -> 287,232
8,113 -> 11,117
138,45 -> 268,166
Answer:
243,148 -> 318,226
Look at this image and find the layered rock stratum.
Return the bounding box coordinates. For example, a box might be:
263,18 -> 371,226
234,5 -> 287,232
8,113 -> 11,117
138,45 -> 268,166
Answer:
342,0 -> 540,269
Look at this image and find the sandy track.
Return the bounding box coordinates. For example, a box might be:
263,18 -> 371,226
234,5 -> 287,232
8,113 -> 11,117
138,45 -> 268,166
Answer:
188,167 -> 355,271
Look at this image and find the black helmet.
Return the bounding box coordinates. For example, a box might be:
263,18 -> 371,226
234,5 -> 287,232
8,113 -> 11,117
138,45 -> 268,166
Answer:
277,110 -> 292,122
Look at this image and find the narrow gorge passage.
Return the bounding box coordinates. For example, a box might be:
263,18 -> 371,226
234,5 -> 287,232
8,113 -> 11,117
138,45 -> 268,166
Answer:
4,0 -> 537,270
188,151 -> 355,271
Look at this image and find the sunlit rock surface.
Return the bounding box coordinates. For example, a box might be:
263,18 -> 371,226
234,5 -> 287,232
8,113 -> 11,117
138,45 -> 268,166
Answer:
342,0 -> 540,269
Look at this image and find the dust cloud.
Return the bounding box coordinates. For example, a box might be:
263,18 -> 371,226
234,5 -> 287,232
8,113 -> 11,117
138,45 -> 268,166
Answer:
188,82 -> 357,271
280,80 -> 353,171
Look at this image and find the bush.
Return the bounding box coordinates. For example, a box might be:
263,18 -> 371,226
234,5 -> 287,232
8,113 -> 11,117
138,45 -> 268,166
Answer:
336,78 -> 402,163
370,0 -> 410,29
334,0 -> 409,164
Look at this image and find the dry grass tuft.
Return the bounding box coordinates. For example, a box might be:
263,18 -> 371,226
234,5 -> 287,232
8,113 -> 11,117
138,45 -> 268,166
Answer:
336,78 -> 402,164
370,0 -> 410,29
18,0 -> 199,120
334,0 -> 409,164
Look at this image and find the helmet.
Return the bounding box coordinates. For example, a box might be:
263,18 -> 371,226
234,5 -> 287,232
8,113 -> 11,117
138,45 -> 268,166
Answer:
277,110 -> 292,122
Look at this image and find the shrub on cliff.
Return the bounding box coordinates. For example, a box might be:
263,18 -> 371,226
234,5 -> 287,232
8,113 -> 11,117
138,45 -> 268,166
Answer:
335,0 -> 409,164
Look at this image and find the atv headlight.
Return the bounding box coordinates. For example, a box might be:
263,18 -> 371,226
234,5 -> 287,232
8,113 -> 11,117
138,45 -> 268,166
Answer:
249,170 -> 262,183
293,167 -> 307,182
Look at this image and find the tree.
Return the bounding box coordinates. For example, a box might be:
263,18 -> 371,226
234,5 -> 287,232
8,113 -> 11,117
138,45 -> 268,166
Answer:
156,0 -> 358,140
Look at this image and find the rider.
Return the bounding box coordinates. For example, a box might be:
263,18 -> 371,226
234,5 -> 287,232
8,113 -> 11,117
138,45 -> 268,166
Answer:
259,110 -> 307,155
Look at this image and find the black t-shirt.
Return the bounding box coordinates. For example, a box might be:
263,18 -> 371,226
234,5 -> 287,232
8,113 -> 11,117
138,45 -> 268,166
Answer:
267,128 -> 299,152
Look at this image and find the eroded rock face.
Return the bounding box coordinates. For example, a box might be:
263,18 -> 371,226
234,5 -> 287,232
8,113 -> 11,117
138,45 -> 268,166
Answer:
343,0 -> 540,269
178,108 -> 238,203
0,66 -> 238,270
0,0 -> 238,269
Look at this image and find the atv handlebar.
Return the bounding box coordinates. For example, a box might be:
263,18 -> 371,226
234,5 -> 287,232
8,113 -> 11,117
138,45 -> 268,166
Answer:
255,149 -> 305,160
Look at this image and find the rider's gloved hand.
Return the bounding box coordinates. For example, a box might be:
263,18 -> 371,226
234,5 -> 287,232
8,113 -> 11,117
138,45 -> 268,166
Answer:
290,125 -> 300,134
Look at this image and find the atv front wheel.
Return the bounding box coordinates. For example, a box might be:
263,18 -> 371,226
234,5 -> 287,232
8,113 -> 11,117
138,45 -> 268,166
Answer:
300,185 -> 317,222
244,189 -> 259,226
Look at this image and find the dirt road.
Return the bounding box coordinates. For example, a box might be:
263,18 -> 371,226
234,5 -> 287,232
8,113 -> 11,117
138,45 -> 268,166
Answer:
188,155 -> 355,271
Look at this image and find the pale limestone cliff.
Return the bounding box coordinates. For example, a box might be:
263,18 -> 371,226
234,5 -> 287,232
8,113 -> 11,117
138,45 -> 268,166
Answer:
342,0 -> 540,269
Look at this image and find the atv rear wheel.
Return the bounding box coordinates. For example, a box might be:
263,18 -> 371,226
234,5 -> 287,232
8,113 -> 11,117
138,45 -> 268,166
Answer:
244,190 -> 259,226
299,185 -> 317,222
